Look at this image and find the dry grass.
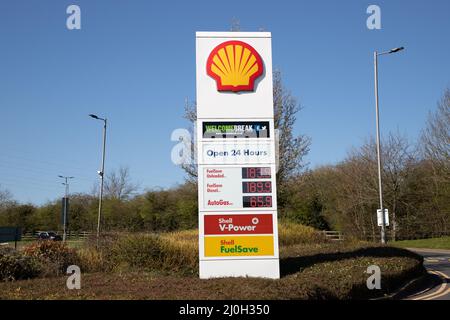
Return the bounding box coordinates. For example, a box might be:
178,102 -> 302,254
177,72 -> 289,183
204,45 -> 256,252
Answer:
159,230 -> 198,274
278,220 -> 327,246
77,247 -> 106,273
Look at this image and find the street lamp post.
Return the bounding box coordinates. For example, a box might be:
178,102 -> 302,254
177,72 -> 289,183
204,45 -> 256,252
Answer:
58,175 -> 74,242
89,114 -> 107,245
373,47 -> 404,244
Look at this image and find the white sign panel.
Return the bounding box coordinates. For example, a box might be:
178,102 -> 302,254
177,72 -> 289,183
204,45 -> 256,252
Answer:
377,209 -> 389,227
201,142 -> 274,165
196,32 -> 274,119
196,32 -> 279,279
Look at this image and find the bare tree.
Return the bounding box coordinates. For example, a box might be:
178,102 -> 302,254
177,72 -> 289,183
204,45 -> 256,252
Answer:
322,133 -> 417,240
0,186 -> 13,209
419,88 -> 450,236
380,133 -> 416,240
104,166 -> 139,200
336,145 -> 379,239
230,18 -> 241,31
273,70 -> 311,186
421,88 -> 450,176
181,98 -> 198,181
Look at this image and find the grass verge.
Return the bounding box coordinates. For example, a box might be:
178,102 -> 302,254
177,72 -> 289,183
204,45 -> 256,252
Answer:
392,237 -> 450,250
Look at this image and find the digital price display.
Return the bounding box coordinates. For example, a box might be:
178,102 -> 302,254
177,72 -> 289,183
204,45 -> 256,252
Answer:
243,196 -> 273,208
242,181 -> 272,194
203,166 -> 275,210
242,167 -> 271,179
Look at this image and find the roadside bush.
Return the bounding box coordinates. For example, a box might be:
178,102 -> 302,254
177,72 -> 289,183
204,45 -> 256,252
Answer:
107,234 -> 164,271
23,241 -> 79,276
77,247 -> 106,273
86,231 -> 198,274
85,232 -> 120,250
85,222 -> 330,275
159,230 -> 198,274
0,247 -> 42,281
278,220 -> 328,246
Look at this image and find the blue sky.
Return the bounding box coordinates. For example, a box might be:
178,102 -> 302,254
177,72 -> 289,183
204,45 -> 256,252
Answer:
0,0 -> 449,204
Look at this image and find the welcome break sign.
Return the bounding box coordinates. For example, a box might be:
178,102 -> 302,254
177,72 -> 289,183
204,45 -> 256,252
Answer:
196,32 -> 280,279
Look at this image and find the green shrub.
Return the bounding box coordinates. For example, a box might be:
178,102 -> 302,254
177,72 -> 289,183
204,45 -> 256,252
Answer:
0,247 -> 42,281
23,241 -> 79,276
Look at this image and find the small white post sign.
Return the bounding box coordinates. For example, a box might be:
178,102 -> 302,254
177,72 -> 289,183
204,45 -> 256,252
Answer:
377,209 -> 389,227
196,32 -> 280,279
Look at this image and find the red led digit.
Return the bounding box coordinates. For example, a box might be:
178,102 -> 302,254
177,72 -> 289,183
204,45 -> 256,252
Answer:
257,196 -> 263,207
242,167 -> 271,179
243,196 -> 272,207
256,182 -> 262,192
242,181 -> 272,193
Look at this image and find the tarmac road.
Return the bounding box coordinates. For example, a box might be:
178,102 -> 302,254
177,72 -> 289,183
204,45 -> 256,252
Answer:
400,248 -> 450,300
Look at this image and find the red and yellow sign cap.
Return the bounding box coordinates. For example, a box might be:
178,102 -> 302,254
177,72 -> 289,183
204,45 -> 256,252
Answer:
207,40 -> 264,92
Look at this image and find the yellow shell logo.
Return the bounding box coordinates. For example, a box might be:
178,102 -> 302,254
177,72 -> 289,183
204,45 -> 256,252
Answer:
207,41 -> 264,92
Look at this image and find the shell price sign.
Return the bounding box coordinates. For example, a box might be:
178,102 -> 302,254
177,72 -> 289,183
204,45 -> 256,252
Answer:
196,32 -> 279,279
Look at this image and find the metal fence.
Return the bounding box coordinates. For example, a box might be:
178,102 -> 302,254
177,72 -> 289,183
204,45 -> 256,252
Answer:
22,231 -> 92,241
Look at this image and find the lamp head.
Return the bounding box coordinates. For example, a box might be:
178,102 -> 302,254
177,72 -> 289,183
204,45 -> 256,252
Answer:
389,47 -> 404,53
